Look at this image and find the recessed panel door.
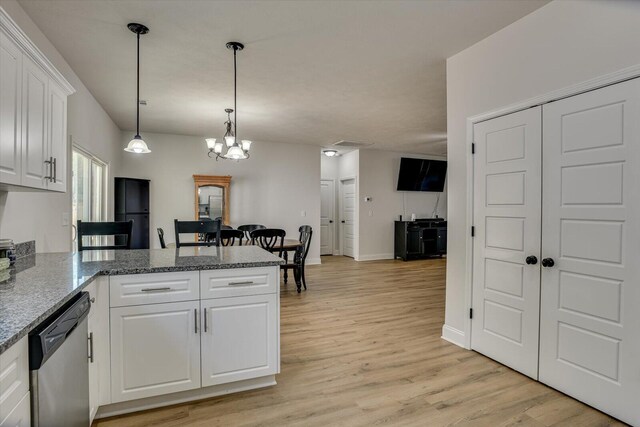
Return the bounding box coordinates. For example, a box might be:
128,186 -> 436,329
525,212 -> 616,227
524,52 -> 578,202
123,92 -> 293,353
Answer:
341,178 -> 356,258
320,180 -> 335,255
471,107 -> 542,379
540,78 -> 640,426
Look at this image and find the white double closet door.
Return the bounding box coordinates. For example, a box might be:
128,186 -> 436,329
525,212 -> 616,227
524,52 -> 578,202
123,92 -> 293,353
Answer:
472,78 -> 640,425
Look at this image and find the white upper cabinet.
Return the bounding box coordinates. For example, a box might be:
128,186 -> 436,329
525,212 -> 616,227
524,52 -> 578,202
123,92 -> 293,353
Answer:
0,31 -> 22,185
0,8 -> 74,192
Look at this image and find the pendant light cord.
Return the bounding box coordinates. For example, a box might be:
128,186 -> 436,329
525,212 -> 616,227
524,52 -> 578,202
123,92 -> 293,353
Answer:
136,32 -> 140,136
233,46 -> 237,142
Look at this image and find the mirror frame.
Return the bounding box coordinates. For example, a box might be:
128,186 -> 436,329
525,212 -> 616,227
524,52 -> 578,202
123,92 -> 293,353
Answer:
193,175 -> 231,225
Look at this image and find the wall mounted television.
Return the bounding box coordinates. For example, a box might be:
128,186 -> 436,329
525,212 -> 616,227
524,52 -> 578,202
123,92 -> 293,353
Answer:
396,157 -> 447,192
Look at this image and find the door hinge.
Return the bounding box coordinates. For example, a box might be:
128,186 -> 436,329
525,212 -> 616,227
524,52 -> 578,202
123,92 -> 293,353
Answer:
469,308 -> 473,319
471,143 -> 476,154
471,226 -> 475,237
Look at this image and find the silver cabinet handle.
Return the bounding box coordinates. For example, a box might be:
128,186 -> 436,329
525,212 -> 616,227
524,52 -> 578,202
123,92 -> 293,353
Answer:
44,157 -> 53,182
141,287 -> 171,292
88,332 -> 94,363
228,281 -> 254,286
53,157 -> 57,183
204,307 -> 208,333
194,308 -> 198,334
90,297 -> 95,303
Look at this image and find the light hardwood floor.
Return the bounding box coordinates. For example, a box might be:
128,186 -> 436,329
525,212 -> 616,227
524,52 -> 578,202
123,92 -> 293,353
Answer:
95,256 -> 626,426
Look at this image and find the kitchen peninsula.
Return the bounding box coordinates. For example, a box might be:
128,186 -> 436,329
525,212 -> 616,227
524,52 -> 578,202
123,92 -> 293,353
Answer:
0,246 -> 283,422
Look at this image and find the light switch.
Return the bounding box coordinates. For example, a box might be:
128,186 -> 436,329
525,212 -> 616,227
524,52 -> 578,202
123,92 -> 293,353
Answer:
62,212 -> 70,226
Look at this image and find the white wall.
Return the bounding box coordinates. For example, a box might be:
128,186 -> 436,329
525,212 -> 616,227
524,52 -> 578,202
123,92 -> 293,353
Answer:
445,0 -> 640,345
358,149 -> 446,261
0,0 -> 121,253
116,131 -> 321,263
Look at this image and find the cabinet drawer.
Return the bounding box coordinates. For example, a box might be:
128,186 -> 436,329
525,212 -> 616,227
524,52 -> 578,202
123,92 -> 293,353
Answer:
200,267 -> 277,299
0,337 -> 29,424
110,271 -> 199,307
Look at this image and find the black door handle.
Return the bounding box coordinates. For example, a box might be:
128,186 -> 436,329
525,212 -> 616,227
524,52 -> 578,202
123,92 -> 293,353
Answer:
541,258 -> 555,268
341,220 -> 345,223
329,220 -> 333,223
525,256 -> 537,265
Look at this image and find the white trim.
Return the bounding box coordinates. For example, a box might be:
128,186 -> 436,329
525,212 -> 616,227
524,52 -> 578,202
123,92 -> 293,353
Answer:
95,375 -> 276,419
339,176 -> 358,259
441,324 -> 466,348
357,253 -> 394,261
463,64 -> 640,351
0,6 -> 75,95
305,257 -> 321,266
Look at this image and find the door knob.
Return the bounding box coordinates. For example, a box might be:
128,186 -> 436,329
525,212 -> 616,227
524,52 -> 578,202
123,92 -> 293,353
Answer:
341,220 -> 345,223
329,220 -> 334,223
541,258 -> 555,268
525,255 -> 538,265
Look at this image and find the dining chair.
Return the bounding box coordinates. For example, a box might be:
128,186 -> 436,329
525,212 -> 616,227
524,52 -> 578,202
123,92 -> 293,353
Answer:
221,225 -> 234,230
157,228 -> 167,249
219,229 -> 244,246
250,228 -> 285,258
77,220 -> 133,251
281,225 -> 313,292
174,218 -> 222,248
238,224 -> 266,241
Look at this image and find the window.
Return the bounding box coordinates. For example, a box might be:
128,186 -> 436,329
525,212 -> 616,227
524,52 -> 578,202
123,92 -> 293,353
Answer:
72,147 -> 107,250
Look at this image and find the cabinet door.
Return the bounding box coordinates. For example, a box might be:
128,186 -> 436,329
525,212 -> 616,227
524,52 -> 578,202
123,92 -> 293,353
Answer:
0,391 -> 29,427
110,301 -> 201,403
20,56 -> 48,189
0,31 -> 22,186
201,294 -> 278,387
86,278 -> 110,421
46,82 -> 67,192
406,229 -> 422,256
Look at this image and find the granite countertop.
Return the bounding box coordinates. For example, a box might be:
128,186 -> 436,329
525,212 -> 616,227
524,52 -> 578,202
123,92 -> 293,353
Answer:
0,246 -> 283,354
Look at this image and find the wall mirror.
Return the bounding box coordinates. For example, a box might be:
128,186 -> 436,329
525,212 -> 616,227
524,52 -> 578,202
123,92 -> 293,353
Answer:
193,175 -> 231,225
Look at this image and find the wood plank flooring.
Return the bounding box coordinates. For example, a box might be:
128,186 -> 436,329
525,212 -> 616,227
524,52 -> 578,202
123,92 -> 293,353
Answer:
95,256 -> 626,426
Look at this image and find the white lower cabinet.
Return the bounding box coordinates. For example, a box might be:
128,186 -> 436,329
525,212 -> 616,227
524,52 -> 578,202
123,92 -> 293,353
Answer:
110,300 -> 201,403
201,294 -> 278,387
0,337 -> 29,427
86,278 -> 110,423
0,392 -> 29,427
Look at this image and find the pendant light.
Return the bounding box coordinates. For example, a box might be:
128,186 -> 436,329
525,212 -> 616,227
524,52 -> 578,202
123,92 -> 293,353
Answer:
124,23 -> 151,154
206,42 -> 252,161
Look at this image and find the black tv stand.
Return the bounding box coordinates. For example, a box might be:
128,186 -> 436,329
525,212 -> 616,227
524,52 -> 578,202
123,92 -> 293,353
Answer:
394,219 -> 447,261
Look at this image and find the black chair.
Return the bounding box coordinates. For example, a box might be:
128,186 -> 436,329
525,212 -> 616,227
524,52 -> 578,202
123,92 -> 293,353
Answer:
221,225 -> 234,230
238,224 -> 266,241
77,220 -> 133,251
219,229 -> 244,246
157,228 -> 167,249
281,226 -> 313,292
174,218 -> 222,248
250,228 -> 285,258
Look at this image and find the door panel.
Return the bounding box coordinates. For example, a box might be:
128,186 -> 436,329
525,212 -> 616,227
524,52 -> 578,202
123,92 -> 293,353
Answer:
341,179 -> 356,258
201,294 -> 278,387
0,31 -> 22,186
21,56 -> 48,189
110,301 -> 201,403
540,78 -> 640,426
47,82 -> 67,192
471,107 -> 542,379
320,180 -> 335,255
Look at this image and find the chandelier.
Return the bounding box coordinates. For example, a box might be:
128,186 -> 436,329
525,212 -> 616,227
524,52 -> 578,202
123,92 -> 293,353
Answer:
206,42 -> 252,160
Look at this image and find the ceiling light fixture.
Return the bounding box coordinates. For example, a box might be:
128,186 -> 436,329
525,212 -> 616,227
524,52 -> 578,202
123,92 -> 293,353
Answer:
206,42 -> 252,161
323,149 -> 338,157
124,23 -> 151,154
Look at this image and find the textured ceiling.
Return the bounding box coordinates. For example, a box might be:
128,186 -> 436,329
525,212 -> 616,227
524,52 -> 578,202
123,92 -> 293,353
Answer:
18,0 -> 549,155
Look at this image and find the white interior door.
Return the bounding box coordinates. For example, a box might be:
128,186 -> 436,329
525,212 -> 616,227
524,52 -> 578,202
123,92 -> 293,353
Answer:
539,78 -> 640,426
471,107 -> 542,379
320,180 -> 335,255
340,178 -> 356,258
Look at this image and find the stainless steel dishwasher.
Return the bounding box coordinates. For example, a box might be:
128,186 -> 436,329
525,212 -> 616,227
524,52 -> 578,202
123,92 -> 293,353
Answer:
29,292 -> 91,427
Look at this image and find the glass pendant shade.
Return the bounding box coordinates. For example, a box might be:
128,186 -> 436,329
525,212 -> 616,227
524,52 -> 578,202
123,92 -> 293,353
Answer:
213,140 -> 224,154
241,140 -> 252,151
224,145 -> 247,160
224,135 -> 235,147
124,135 -> 151,154
205,138 -> 216,150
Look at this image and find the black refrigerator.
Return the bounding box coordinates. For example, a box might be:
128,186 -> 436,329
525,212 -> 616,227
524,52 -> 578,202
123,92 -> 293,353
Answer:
115,177 -> 150,249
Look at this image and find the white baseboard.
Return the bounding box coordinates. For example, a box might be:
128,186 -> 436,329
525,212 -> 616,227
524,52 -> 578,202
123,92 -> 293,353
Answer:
357,253 -> 394,261
306,257 -> 321,265
96,375 -> 276,419
441,324 -> 467,348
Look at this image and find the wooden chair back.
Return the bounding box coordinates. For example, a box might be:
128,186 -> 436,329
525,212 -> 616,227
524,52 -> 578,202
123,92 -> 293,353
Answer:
77,220 -> 133,251
174,218 -> 221,247
250,228 -> 285,257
